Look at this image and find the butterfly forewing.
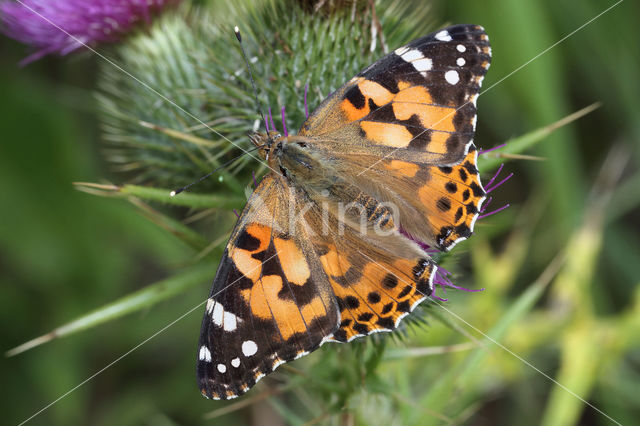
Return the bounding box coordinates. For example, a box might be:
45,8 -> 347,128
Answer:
197,176 -> 339,400
300,25 -> 490,165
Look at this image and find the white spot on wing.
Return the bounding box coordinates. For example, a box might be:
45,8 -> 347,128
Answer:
199,346 -> 212,362
231,357 -> 240,368
435,30 -> 452,41
211,302 -> 223,325
457,57 -> 466,66
223,311 -> 237,331
242,340 -> 258,356
444,70 -> 460,85
217,363 -> 227,373
396,48 -> 432,77
457,44 -> 466,52
400,48 -> 423,62
413,58 -> 433,73
210,301 -> 240,331
394,46 -> 409,56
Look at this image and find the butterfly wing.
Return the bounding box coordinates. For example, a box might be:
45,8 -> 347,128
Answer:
300,24 -> 490,166
327,143 -> 486,251
197,174 -> 439,399
299,24 -> 491,250
310,206 -> 439,343
198,24 -> 491,399
197,175 -> 340,400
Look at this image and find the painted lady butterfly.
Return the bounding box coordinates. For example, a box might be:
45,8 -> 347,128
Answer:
197,24 -> 491,399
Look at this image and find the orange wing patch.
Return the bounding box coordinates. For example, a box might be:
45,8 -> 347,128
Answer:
229,223 -> 330,341
422,144 -> 486,250
383,160 -> 419,178
273,237 -> 310,285
318,244 -> 435,342
229,223 -> 270,281
361,121 -> 413,147
240,275 -> 328,341
392,83 -> 456,131
341,77 -> 397,122
342,78 -> 463,153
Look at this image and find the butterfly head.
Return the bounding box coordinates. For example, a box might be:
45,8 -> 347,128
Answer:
249,130 -> 283,163
249,131 -> 323,183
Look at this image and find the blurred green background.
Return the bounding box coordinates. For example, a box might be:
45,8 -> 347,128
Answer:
1,0 -> 638,425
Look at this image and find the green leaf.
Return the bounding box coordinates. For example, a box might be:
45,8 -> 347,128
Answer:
415,253 -> 566,424
479,103 -> 600,172
74,182 -> 246,210
6,263 -> 215,357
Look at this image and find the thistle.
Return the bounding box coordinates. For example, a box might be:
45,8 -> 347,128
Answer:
2,0 -> 625,424
97,0 -> 436,190
0,0 -> 180,65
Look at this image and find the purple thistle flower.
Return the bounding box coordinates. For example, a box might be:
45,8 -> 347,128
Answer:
431,266 -> 484,302
281,106 -> 288,137
268,107 -> 276,134
479,143 -> 506,155
304,83 -> 309,119
0,0 -> 179,65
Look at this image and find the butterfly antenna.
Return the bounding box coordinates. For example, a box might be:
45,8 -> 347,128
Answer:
234,26 -> 269,134
170,145 -> 260,196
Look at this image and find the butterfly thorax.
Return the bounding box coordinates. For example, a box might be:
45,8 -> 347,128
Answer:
250,131 -> 336,192
251,131 -> 400,237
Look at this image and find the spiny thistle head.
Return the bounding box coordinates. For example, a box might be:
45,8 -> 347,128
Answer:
0,0 -> 180,65
97,0 -> 435,191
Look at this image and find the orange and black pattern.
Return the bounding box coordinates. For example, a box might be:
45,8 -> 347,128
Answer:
197,176 -> 340,400
300,24 -> 490,166
317,242 -> 437,343
197,24 -> 491,400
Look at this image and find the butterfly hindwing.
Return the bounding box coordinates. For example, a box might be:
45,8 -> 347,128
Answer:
324,142 -> 486,251
422,144 -> 486,249
314,227 -> 438,343
197,176 -> 339,400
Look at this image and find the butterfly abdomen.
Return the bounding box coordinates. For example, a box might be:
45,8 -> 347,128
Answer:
352,192 -> 395,231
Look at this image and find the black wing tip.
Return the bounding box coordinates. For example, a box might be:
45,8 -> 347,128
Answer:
422,24 -> 490,46
442,24 -> 487,35
197,347 -> 321,400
